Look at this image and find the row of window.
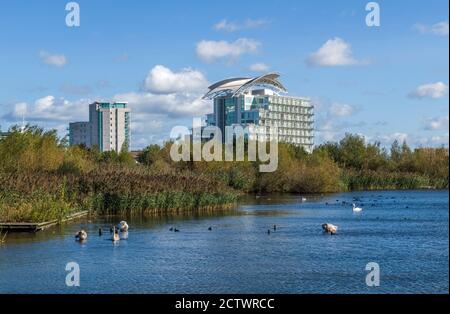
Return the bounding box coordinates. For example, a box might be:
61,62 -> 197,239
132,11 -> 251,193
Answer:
262,113 -> 314,122
268,97 -> 311,107
262,120 -> 313,129
268,105 -> 313,114
279,136 -> 314,145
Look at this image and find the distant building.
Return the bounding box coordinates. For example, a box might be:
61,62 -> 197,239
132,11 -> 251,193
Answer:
69,102 -> 131,152
203,73 -> 314,152
68,122 -> 90,147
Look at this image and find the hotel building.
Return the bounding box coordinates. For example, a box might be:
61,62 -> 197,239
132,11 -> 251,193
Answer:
203,73 -> 314,152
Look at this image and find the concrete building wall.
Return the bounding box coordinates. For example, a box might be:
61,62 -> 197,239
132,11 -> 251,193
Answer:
69,122 -> 90,146
70,102 -> 131,152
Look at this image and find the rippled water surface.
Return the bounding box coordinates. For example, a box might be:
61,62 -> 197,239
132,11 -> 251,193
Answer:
0,190 -> 448,293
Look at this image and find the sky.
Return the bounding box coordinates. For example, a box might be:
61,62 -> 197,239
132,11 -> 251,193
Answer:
0,0 -> 448,150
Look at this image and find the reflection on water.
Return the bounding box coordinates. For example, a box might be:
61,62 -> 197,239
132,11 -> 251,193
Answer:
0,190 -> 448,294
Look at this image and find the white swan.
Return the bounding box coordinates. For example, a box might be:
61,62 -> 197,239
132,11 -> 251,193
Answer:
352,203 -> 363,212
301,197 -> 307,202
118,221 -> 129,232
322,223 -> 338,235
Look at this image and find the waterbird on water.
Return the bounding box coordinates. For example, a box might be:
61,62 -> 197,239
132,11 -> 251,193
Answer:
98,228 -> 102,236
273,225 -> 276,231
174,228 -> 180,232
112,227 -> 120,242
118,221 -> 129,232
267,229 -> 271,235
169,227 -> 173,231
322,223 -> 338,235
75,230 -> 87,241
352,203 -> 363,212
208,227 -> 212,231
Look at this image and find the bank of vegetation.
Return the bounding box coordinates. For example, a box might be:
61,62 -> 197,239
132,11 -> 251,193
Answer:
0,125 -> 448,222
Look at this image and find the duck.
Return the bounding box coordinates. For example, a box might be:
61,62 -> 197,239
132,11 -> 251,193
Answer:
118,221 -> 129,232
208,226 -> 212,231
75,230 -> 87,241
112,227 -> 120,242
322,223 -> 338,235
174,228 -> 180,232
352,203 -> 363,212
273,224 -> 277,231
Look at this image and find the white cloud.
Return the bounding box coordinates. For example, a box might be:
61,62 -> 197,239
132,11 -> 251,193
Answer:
39,51 -> 67,67
196,38 -> 261,63
307,37 -> 366,67
13,102 -> 28,117
414,21 -> 449,36
328,103 -> 357,117
425,116 -> 449,130
214,20 -> 239,32
249,63 -> 270,72
5,96 -> 90,123
142,65 -> 209,94
214,18 -> 269,32
113,91 -> 209,119
408,82 -> 449,99
373,132 -> 409,145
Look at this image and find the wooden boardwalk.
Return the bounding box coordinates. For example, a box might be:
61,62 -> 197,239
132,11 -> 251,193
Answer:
0,210 -> 89,232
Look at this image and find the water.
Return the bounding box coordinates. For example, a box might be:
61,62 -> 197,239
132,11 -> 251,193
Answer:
0,190 -> 448,293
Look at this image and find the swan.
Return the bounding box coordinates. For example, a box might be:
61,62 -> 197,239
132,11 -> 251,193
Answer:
322,223 -> 338,235
352,203 -> 363,212
75,230 -> 87,241
118,221 -> 129,232
301,197 -> 307,202
112,227 -> 120,242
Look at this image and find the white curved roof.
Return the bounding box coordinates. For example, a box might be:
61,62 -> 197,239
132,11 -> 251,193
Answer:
203,73 -> 287,99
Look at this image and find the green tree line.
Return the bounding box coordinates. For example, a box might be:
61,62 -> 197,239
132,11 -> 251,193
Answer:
0,126 -> 448,222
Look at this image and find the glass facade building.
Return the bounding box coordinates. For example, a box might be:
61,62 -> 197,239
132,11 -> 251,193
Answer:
204,74 -> 314,152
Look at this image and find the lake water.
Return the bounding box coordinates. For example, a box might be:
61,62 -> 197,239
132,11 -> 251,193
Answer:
0,190 -> 448,294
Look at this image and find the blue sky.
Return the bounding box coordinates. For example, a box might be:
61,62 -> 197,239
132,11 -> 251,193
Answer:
0,0 -> 448,150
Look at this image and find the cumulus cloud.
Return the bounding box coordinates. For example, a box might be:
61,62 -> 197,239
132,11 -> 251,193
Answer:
424,116 -> 449,130
214,18 -> 269,32
142,65 -> 209,94
414,21 -> 449,36
328,103 -> 357,117
249,63 -> 270,72
307,37 -> 366,67
3,96 -> 90,124
39,51 -> 67,67
196,38 -> 261,63
408,82 -> 449,99
113,91 -> 210,119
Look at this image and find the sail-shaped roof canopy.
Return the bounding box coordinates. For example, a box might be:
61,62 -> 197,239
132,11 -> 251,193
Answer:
202,73 -> 287,99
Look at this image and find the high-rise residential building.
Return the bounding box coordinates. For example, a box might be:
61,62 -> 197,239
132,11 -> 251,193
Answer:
69,102 -> 131,152
68,122 -> 90,147
203,73 -> 314,152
